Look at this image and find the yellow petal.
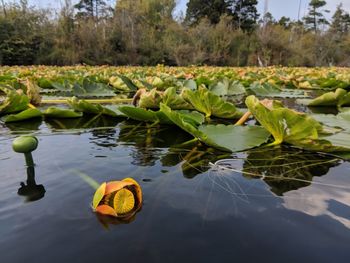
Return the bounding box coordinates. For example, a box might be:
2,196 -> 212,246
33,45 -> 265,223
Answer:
92,182 -> 106,209
95,205 -> 117,217
113,188 -> 135,215
122,178 -> 142,210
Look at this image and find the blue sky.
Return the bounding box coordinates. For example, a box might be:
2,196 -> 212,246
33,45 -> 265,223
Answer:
4,0 -> 350,20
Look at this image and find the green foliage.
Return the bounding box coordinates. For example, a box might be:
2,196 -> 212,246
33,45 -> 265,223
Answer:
67,97 -> 119,117
245,95 -> 323,146
182,86 -> 243,119
43,107 -> 83,118
299,88 -> 350,107
0,88 -> 29,115
3,108 -> 42,123
160,103 -> 270,152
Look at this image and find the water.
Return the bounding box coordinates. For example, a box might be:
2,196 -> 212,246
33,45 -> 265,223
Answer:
0,117 -> 350,263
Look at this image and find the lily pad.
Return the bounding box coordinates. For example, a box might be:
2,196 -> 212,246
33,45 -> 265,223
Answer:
246,95 -> 323,146
198,125 -> 271,152
43,107 -> 83,118
67,97 -> 119,117
3,108 -> 42,123
72,79 -> 116,98
209,79 -> 246,96
298,88 -> 350,107
182,86 -> 243,119
160,104 -> 270,152
162,87 -> 193,110
247,82 -> 307,98
0,87 -> 29,115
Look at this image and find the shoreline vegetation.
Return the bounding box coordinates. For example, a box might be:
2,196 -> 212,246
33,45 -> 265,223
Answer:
0,0 -> 350,67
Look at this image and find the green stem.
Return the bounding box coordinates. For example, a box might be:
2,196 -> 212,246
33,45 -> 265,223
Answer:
24,153 -> 34,167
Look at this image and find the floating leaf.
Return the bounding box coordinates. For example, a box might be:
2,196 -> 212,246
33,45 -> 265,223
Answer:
72,78 -> 115,98
246,95 -> 322,146
119,106 -> 164,123
67,97 -> 119,117
298,88 -> 350,107
43,107 -> 83,118
160,104 -> 270,152
182,86 -> 243,119
3,108 -> 42,123
247,82 -> 307,98
162,87 -> 193,110
209,79 -> 245,96
198,125 -> 271,152
138,88 -> 163,109
0,87 -> 29,115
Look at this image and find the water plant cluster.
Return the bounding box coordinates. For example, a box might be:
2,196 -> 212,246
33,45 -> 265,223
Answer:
1,66 -> 350,156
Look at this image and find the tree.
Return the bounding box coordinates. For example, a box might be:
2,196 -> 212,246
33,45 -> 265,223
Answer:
278,16 -> 291,29
330,4 -> 350,36
232,0 -> 259,32
303,0 -> 329,33
74,0 -> 111,20
185,0 -> 233,25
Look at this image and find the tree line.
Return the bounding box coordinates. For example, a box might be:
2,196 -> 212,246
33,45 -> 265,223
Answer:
0,0 -> 349,66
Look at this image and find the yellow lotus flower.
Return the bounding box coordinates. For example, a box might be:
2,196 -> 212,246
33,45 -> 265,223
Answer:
92,178 -> 142,219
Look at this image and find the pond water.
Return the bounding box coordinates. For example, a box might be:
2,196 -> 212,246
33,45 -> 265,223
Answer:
1,114 -> 350,262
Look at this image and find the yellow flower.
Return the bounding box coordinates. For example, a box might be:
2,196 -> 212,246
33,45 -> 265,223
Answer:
92,178 -> 142,219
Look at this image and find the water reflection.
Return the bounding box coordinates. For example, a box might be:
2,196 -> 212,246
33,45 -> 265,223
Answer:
5,118 -> 42,131
118,121 -> 193,166
18,166 -> 45,202
242,146 -> 342,195
45,115 -> 121,130
161,141 -> 232,178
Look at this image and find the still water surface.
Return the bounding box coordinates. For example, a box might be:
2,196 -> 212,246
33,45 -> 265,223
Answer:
0,118 -> 350,263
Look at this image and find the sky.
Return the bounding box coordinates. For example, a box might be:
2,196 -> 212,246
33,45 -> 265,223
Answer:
3,0 -> 350,20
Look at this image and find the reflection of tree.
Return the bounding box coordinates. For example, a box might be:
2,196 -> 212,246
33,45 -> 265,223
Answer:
161,140 -> 232,178
242,146 -> 341,196
118,121 -> 193,166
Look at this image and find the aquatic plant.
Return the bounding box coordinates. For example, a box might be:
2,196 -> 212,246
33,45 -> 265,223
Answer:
92,178 -> 142,219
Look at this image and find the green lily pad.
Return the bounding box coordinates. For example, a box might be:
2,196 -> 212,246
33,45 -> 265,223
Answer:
139,88 -> 163,109
0,87 -> 29,115
43,107 -> 83,118
247,82 -> 307,98
67,97 -> 119,117
209,79 -> 246,96
3,108 -> 42,123
246,95 -> 323,146
162,87 -> 193,110
182,86 -> 243,119
160,103 -> 270,152
198,125 -> 271,152
298,88 -> 350,107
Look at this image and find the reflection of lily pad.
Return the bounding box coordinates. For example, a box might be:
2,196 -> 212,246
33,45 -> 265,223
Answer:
242,146 -> 341,196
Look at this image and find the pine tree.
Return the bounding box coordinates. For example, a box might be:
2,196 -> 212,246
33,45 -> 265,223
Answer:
74,0 -> 110,20
330,4 -> 350,36
303,0 -> 329,33
185,0 -> 233,25
232,0 -> 259,32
